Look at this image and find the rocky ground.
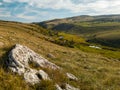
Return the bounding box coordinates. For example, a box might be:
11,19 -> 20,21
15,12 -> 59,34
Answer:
7,44 -> 79,90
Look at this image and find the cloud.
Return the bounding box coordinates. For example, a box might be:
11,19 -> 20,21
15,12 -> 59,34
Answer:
2,0 -> 120,14
1,0 -> 120,22
0,2 -> 2,5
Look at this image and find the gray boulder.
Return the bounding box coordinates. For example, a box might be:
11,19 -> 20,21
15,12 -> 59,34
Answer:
24,69 -> 40,84
7,44 -> 59,84
7,44 -> 79,89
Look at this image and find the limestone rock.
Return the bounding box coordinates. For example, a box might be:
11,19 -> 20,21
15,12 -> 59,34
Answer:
65,84 -> 80,90
55,84 -> 80,90
66,73 -> 78,81
55,84 -> 63,90
7,44 -> 60,84
8,44 -> 60,73
7,44 -> 79,89
24,69 -> 40,84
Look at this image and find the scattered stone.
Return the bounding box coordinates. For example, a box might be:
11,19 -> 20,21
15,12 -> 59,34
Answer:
11,38 -> 16,41
59,36 -> 64,40
56,84 -> 80,90
66,73 -> 78,81
55,84 -> 63,90
9,37 -> 16,41
47,53 -> 55,58
66,84 -> 80,90
7,44 -> 80,89
89,45 -> 101,49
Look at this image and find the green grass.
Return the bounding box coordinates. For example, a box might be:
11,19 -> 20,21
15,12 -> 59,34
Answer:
0,20 -> 120,90
39,17 -> 120,48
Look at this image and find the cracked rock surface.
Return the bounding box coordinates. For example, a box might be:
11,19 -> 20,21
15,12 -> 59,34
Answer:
7,44 -> 79,90
7,44 -> 59,84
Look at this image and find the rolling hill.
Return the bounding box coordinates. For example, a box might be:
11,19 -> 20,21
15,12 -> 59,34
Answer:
37,14 -> 120,48
0,20 -> 120,90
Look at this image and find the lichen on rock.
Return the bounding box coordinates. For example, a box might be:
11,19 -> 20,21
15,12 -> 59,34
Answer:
7,44 -> 59,84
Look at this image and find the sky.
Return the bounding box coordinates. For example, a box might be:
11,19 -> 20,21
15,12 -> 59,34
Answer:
0,0 -> 120,22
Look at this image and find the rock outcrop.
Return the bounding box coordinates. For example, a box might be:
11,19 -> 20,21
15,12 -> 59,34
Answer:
37,70 -> 50,80
24,69 -> 40,84
7,44 -> 59,84
7,44 -> 79,89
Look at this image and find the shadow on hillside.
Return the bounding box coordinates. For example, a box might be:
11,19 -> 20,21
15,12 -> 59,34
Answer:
0,46 -> 14,71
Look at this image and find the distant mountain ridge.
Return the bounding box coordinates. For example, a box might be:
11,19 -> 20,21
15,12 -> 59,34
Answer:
35,14 -> 120,48
36,14 -> 120,28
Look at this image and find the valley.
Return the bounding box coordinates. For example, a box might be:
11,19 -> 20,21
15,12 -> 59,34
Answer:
38,15 -> 120,48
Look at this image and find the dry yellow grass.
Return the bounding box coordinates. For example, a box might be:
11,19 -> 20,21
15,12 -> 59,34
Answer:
0,21 -> 120,90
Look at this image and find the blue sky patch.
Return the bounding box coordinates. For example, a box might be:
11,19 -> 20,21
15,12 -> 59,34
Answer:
0,0 -> 120,22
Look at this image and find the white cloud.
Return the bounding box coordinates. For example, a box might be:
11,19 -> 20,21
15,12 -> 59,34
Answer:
15,5 -> 49,21
16,13 -> 35,20
2,0 -> 120,14
0,2 -> 2,5
15,0 -> 120,14
1,0 -> 120,22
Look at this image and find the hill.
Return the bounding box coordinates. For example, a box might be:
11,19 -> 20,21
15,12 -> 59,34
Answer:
37,14 -> 120,48
0,20 -> 120,90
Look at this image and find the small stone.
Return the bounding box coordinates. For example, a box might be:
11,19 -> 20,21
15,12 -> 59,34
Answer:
47,53 -> 55,58
89,45 -> 101,49
66,73 -> 78,81
66,84 -> 80,90
11,38 -> 16,41
55,84 -> 63,90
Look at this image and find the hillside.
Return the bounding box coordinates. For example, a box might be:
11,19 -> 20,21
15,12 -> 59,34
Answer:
37,15 -> 120,48
0,20 -> 120,90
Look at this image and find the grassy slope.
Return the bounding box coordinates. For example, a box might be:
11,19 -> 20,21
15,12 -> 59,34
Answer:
38,15 -> 120,48
0,21 -> 120,90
